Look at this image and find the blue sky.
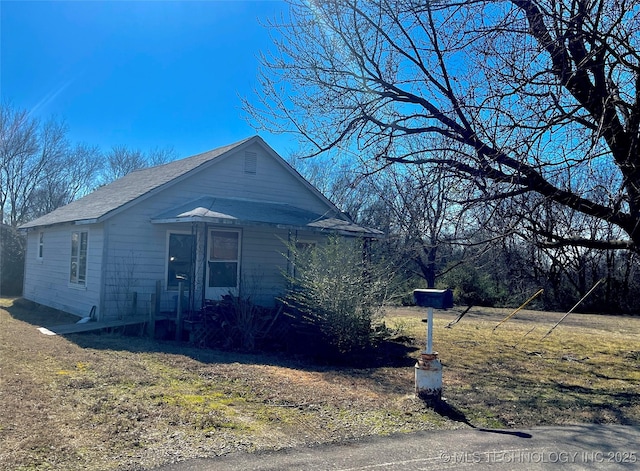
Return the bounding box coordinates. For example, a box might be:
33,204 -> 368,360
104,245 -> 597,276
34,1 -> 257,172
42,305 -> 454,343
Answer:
1,0 -> 297,158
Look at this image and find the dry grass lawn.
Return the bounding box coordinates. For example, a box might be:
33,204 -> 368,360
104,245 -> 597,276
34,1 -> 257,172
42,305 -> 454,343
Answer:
1,297 -> 638,471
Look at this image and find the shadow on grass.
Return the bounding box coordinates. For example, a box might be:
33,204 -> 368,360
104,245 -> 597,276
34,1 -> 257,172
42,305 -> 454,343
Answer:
551,381 -> 640,425
432,398 -> 475,426
4,297 -> 80,326
68,330 -> 419,371
4,298 -> 418,371
455,372 -> 640,427
4,298 -> 419,372
429,398 -> 533,438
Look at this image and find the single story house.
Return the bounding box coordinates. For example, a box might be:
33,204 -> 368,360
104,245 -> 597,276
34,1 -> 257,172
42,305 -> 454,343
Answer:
19,136 -> 381,321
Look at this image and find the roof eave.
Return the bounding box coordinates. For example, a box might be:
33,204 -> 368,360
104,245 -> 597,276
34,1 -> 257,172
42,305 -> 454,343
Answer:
151,216 -> 385,238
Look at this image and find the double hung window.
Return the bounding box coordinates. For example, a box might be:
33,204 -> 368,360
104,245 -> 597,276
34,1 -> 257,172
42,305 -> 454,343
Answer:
70,231 -> 88,285
206,230 -> 241,298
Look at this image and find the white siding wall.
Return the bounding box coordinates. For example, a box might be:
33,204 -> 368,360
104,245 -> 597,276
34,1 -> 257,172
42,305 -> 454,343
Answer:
158,142 -> 333,215
99,144 -> 336,316
239,228 -> 326,306
90,143 -> 326,222
23,223 -> 103,318
24,142 -> 338,319
239,226 -> 290,306
101,212 -> 172,319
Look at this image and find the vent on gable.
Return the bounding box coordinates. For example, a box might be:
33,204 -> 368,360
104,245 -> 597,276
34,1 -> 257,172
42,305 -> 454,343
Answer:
244,151 -> 257,175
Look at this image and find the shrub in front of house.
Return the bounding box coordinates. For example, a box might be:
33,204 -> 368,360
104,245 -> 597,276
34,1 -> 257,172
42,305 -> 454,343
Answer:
194,294 -> 288,352
281,236 -> 391,360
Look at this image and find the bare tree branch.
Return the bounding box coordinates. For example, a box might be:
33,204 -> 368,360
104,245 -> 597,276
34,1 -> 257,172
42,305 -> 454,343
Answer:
246,0 -> 640,252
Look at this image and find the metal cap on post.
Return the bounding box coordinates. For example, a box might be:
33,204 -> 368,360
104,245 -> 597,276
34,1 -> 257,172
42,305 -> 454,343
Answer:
413,289 -> 453,403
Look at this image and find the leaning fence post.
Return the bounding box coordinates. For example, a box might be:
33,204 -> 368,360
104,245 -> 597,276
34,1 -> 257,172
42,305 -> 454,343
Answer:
541,278 -> 604,340
493,288 -> 544,332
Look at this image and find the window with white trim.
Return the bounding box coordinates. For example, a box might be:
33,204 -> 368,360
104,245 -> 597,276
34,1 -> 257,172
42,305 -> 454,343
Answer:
70,231 -> 88,285
38,231 -> 44,259
208,230 -> 240,287
206,229 -> 241,299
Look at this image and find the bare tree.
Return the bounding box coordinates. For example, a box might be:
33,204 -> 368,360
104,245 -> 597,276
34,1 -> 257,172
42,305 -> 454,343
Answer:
26,142 -> 103,220
364,162 -> 471,287
101,145 -> 178,184
1,103 -> 179,225
0,105 -> 71,226
1,106 -> 38,225
0,104 -> 105,225
291,138 -> 488,288
246,0 -> 640,252
101,145 -> 146,183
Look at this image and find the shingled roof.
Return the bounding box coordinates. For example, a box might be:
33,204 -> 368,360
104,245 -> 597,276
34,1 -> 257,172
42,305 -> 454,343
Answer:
20,137 -> 255,229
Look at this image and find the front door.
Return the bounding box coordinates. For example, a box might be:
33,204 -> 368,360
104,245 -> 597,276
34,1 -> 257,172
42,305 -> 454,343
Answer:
205,229 -> 241,299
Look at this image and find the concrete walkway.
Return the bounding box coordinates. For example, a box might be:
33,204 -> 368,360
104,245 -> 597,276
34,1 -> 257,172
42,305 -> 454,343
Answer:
154,424 -> 639,471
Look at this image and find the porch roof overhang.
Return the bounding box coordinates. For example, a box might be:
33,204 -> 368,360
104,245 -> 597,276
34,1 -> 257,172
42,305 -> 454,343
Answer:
150,197 -> 384,238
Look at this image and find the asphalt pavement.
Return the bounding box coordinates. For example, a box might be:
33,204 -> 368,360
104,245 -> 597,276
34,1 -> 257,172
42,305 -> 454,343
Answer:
154,424 -> 639,470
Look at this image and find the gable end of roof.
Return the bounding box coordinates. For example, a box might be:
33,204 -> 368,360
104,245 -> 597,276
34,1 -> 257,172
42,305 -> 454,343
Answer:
19,136 -> 258,230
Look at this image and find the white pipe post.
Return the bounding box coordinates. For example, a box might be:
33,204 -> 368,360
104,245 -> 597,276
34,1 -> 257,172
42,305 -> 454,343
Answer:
426,306 -> 433,354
